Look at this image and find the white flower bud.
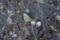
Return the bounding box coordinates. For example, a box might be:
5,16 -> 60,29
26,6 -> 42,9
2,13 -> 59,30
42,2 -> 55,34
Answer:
25,9 -> 30,13
31,20 -> 36,26
36,21 -> 41,27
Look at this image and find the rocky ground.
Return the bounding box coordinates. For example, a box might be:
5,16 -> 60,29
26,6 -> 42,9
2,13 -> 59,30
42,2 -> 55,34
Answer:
0,0 -> 60,40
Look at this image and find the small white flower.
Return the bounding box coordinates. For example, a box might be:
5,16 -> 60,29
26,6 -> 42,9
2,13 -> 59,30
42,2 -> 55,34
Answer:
36,21 -> 41,27
31,20 -> 36,26
7,9 -> 12,13
10,31 -> 15,35
7,9 -> 14,15
7,17 -> 12,24
25,9 -> 30,13
12,34 -> 17,37
10,31 -> 17,38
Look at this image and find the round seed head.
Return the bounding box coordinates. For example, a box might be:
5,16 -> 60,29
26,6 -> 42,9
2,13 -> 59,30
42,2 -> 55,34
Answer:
36,21 -> 41,27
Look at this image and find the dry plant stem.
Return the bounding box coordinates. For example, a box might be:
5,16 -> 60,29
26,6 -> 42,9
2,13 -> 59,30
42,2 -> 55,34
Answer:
32,26 -> 37,40
37,2 -> 48,40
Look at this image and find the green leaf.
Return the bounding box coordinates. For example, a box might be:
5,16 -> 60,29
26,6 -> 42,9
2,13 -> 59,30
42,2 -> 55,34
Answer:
50,38 -> 54,40
23,13 -> 31,22
50,25 -> 57,32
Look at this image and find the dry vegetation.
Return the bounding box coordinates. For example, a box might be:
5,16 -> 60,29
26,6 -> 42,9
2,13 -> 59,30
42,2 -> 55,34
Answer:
0,0 -> 60,40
